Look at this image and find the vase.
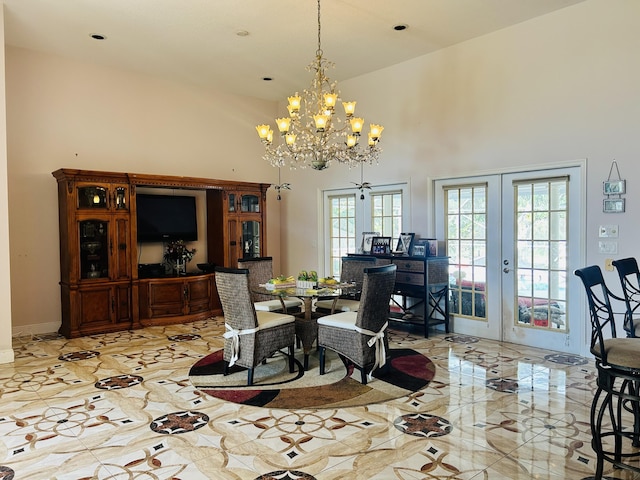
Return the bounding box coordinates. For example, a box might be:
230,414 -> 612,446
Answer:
169,258 -> 186,276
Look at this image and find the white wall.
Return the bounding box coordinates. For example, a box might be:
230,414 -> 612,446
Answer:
3,0 -> 639,345
0,3 -> 14,362
5,46 -> 281,335
278,0 -> 640,285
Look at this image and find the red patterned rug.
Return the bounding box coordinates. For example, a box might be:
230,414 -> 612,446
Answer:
189,348 -> 435,409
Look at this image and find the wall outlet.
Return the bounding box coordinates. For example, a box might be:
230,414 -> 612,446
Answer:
605,258 -> 614,271
599,225 -> 619,238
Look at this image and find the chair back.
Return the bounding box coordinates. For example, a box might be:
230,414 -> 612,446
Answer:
612,257 -> 640,337
340,256 -> 376,283
355,264 -> 397,331
575,265 -> 623,365
214,267 -> 258,330
237,256 -> 274,302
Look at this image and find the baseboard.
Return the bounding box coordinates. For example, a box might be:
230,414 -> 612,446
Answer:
0,347 -> 15,364
12,320 -> 60,339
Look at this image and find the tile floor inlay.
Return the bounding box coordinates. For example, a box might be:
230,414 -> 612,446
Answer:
2,317 -> 625,479
58,350 -> 100,361
94,374 -> 144,390
149,411 -> 209,434
393,413 -> 453,437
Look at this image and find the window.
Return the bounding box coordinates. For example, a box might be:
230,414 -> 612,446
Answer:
371,191 -> 402,239
323,183 -> 408,278
327,194 -> 357,278
446,184 -> 488,320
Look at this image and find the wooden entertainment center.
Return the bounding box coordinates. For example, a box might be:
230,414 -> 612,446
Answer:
53,168 -> 269,338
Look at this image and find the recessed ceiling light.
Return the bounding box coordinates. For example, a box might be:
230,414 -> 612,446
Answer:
393,24 -> 408,31
90,33 -> 107,40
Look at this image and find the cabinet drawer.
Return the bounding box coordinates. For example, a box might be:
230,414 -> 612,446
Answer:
392,259 -> 425,273
395,271 -> 424,287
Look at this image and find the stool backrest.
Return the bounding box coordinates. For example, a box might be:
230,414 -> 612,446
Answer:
575,265 -> 623,365
612,257 -> 640,337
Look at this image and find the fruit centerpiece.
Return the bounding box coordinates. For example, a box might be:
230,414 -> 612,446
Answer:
266,275 -> 296,290
296,270 -> 318,289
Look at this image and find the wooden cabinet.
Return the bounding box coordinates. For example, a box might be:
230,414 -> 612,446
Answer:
349,254 -> 450,338
54,170 -> 139,338
54,168 -> 268,338
138,274 -> 218,325
206,187 -> 268,268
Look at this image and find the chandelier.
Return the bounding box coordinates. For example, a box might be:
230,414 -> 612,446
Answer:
255,0 -> 383,171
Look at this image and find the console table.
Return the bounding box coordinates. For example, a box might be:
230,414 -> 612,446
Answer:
349,254 -> 450,337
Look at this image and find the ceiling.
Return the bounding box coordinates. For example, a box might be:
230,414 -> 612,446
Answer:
3,0 -> 585,101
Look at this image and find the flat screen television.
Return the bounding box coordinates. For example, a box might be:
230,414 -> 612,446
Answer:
136,193 -> 198,242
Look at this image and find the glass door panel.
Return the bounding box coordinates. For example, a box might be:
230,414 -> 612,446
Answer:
77,186 -> 108,209
240,194 -> 260,213
79,220 -> 109,279
241,220 -> 260,258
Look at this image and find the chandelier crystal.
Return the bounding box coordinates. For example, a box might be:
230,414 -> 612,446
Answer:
256,0 -> 383,171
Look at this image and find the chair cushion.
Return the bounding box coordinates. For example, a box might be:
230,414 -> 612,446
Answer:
592,338 -> 640,369
256,311 -> 295,328
254,298 -> 303,312
316,298 -> 360,312
317,311 -> 357,330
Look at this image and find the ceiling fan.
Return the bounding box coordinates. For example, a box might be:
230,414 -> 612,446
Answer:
272,167 -> 291,201
352,163 -> 372,200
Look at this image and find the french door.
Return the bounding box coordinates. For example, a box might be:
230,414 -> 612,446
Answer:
435,165 -> 585,354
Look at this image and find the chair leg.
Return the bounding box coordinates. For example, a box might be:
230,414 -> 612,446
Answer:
223,361 -> 230,376
303,353 -> 310,371
319,346 -> 326,375
288,345 -> 295,373
360,367 -> 367,385
247,368 -> 254,386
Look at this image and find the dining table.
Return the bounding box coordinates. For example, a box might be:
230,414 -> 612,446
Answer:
253,283 -> 355,370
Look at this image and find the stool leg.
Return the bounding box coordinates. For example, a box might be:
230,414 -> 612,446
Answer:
591,386 -> 606,480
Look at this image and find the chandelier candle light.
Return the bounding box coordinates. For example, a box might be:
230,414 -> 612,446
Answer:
256,0 -> 383,171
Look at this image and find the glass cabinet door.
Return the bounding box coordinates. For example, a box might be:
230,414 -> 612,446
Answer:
79,220 -> 109,279
241,220 -> 261,258
78,186 -> 108,209
240,194 -> 260,213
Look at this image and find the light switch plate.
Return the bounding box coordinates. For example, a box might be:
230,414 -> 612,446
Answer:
599,240 -> 618,254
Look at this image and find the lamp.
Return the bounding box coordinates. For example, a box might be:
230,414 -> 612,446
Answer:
256,0 -> 383,171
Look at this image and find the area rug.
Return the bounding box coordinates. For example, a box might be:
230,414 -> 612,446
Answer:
188,348 -> 435,409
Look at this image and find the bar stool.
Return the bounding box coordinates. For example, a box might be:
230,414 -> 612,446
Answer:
612,257 -> 640,337
575,265 -> 640,479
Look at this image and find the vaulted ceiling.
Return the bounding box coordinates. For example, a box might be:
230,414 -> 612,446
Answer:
4,0 -> 585,101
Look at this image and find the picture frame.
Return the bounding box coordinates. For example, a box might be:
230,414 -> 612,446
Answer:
603,180 -> 626,195
603,198 -> 625,213
360,231 -> 380,254
371,236 -> 392,255
395,232 -> 415,254
410,238 -> 429,257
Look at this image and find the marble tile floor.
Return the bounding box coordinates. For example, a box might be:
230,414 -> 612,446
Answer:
2,316 -> 638,480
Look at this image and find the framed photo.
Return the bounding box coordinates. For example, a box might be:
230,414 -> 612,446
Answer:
410,239 -> 428,257
395,232 -> 415,254
371,236 -> 392,255
603,180 -> 626,195
360,231 -> 380,254
603,198 -> 625,213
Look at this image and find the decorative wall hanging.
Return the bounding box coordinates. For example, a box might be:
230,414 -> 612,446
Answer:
603,160 -> 625,213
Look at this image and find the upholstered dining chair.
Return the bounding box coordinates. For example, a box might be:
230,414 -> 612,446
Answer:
317,264 -> 397,385
315,255 -> 378,314
612,257 -> 640,337
238,256 -> 302,314
575,265 -> 640,479
214,266 -> 296,386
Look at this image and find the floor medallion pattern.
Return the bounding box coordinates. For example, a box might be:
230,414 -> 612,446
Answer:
0,318 -> 617,479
